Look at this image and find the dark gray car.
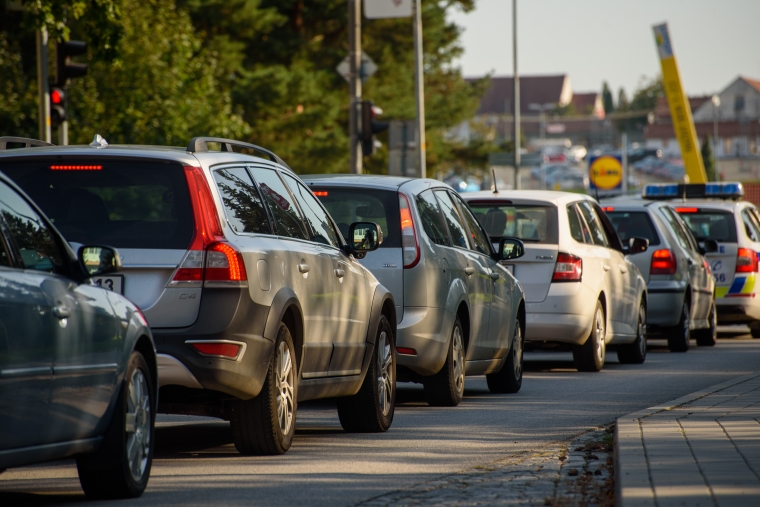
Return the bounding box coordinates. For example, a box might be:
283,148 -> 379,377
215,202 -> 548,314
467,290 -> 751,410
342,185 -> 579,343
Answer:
0,169 -> 156,499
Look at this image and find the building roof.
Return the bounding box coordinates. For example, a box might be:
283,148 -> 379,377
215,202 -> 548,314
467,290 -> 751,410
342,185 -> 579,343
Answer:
742,76 -> 760,94
468,75 -> 572,115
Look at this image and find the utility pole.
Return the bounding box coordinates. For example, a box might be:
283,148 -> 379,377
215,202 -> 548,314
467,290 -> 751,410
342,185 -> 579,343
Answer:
414,0 -> 427,178
348,0 -> 362,174
36,28 -> 51,143
621,131 -> 628,194
512,0 -> 520,190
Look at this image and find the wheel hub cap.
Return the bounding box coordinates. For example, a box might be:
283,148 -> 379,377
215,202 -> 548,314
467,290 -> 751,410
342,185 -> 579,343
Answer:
453,327 -> 465,394
276,342 -> 294,435
513,324 -> 523,378
126,368 -> 151,482
596,308 -> 606,362
376,331 -> 393,416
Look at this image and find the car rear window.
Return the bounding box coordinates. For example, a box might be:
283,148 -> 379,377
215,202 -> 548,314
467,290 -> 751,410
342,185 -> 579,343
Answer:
677,209 -> 737,243
310,188 -> 400,248
466,202 -> 559,243
607,211 -> 661,246
0,160 -> 194,249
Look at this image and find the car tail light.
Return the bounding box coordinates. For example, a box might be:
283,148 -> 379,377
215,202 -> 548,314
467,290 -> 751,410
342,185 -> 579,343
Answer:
396,347 -> 417,355
674,207 -> 699,213
651,249 -> 677,275
399,193 -> 420,269
184,165 -> 223,250
188,341 -> 243,360
50,164 -> 102,171
736,248 -> 758,273
552,252 -> 582,282
205,242 -> 247,282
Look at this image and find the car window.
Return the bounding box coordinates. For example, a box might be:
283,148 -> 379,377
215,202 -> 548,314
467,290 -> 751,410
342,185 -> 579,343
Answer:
282,174 -> 341,248
660,207 -> 695,251
452,196 -> 492,255
741,209 -> 760,242
664,207 -> 700,252
434,190 -> 469,250
416,190 -> 451,246
677,209 -> 737,242
249,167 -> 308,240
577,201 -> 608,247
312,188 -> 399,248
567,204 -> 586,243
607,211 -> 661,246
0,181 -> 64,274
467,202 -> 559,243
213,167 -> 270,235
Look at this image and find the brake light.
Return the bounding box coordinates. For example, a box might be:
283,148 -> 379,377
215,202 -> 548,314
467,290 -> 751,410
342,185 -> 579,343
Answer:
651,249 -> 677,275
50,165 -> 102,171
602,206 -> 614,212
313,190 -> 328,197
189,342 -> 242,359
675,207 -> 699,213
552,252 -> 582,282
736,248 -> 758,273
399,193 -> 420,269
205,242 -> 247,282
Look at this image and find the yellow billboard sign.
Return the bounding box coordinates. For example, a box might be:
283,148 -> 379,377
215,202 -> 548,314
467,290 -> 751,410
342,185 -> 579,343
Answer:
653,23 -> 706,184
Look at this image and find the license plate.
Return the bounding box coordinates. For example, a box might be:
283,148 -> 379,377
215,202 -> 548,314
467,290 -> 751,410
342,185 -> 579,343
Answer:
91,275 -> 124,294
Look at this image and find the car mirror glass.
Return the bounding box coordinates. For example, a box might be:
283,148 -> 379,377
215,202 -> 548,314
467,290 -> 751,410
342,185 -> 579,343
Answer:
500,238 -> 525,260
628,237 -> 649,255
78,246 -> 122,277
348,222 -> 382,255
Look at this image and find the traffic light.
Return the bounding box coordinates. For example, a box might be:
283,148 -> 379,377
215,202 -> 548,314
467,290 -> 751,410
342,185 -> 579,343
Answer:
360,100 -> 389,157
55,40 -> 87,87
50,87 -> 66,127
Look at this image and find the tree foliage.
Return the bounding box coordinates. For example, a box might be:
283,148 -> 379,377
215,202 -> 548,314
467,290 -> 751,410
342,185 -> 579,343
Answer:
601,81 -> 614,114
615,76 -> 663,133
701,135 -> 716,182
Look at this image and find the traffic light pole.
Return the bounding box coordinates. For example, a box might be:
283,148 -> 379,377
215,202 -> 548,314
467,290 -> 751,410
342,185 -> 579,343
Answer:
348,0 -> 362,174
36,28 -> 51,143
413,0 -> 426,179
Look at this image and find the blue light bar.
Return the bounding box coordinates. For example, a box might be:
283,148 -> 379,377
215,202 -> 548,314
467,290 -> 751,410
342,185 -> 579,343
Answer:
642,182 -> 744,200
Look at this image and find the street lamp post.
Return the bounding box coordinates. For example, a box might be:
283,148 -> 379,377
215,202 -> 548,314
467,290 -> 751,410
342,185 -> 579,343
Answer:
512,0 -> 520,190
529,103 -> 555,141
712,94 -> 720,180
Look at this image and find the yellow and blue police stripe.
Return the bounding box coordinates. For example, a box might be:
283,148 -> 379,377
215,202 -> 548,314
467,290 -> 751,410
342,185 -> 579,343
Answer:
716,273 -> 756,299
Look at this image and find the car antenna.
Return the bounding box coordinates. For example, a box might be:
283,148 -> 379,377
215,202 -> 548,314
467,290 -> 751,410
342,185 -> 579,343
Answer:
491,167 -> 499,194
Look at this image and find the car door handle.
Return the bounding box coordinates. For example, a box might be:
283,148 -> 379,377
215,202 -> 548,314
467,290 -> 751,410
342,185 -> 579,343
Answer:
619,265 -> 628,274
602,264 -> 611,272
298,263 -> 310,273
489,271 -> 500,281
53,305 -> 71,319
335,268 -> 345,278
465,267 -> 475,276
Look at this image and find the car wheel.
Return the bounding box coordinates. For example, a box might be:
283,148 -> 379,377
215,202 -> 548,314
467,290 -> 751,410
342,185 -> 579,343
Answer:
77,351 -> 155,499
486,316 -> 524,393
694,301 -> 717,346
573,301 -> 606,372
423,316 -> 466,406
667,300 -> 691,352
618,302 -> 647,364
337,314 -> 396,432
749,324 -> 760,339
231,323 -> 296,455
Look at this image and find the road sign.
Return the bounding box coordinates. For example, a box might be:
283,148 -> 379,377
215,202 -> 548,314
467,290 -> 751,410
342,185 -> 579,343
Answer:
364,0 -> 413,18
337,52 -> 378,84
488,152 -> 543,167
589,155 -> 623,192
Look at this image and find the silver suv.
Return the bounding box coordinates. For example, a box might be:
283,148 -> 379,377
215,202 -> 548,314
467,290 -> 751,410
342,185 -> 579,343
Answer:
0,136 -> 397,456
303,175 -> 526,407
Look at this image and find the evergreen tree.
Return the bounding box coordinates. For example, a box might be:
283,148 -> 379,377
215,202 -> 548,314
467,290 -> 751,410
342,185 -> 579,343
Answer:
601,81 -> 614,114
701,136 -> 716,182
617,88 -> 629,110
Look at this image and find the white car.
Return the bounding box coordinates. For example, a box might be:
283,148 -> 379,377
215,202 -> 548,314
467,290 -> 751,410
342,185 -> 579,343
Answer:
463,191 -> 649,371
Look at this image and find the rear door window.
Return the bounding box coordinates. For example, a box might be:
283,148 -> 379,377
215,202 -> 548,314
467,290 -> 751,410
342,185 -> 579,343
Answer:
249,167 -> 308,240
434,190 -> 469,250
213,167 -> 270,235
1,160 -> 194,249
416,190 -> 450,246
677,209 -> 737,242
467,202 -> 559,243
577,201 -> 608,247
567,204 -> 587,243
607,211 -> 661,246
282,174 -> 341,248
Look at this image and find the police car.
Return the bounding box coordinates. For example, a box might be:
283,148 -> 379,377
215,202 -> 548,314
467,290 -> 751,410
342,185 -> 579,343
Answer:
643,182 -> 760,337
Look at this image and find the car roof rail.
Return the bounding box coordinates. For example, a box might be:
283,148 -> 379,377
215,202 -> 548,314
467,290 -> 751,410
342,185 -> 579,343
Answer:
186,137 -> 292,171
0,137 -> 55,150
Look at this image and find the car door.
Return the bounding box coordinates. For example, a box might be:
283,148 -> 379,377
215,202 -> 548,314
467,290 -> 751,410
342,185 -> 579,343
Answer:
0,181 -> 120,444
249,167 -> 336,379
283,174 -> 369,376
434,190 -> 490,359
454,195 -> 511,361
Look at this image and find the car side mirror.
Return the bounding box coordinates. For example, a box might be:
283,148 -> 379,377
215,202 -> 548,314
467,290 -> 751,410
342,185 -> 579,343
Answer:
78,246 -> 122,277
699,239 -> 719,255
628,237 -> 649,255
499,238 -> 525,261
346,222 -> 382,258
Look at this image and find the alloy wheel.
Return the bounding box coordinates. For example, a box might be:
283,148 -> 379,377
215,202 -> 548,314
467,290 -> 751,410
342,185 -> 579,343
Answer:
452,326 -> 465,395
638,306 -> 647,357
276,341 -> 294,435
126,368 -> 151,482
376,331 -> 393,417
595,307 -> 606,364
513,323 -> 523,379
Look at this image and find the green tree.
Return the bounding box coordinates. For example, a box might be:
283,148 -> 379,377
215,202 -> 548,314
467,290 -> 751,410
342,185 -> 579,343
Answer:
601,81 -> 614,114
701,136 -> 716,182
615,76 -> 663,133
617,88 -> 629,110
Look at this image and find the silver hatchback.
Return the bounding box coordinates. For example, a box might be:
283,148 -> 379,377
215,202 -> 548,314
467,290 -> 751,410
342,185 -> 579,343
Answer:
304,175 -> 526,406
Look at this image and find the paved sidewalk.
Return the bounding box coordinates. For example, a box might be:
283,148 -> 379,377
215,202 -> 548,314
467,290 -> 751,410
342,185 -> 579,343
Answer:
616,372 -> 760,507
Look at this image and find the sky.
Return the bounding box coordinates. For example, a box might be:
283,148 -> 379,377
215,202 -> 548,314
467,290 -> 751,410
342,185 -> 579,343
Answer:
447,0 -> 760,98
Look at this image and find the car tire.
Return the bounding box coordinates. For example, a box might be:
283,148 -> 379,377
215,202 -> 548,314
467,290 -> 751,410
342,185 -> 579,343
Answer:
338,315 -> 396,432
486,316 -> 524,393
423,316 -> 466,407
77,351 -> 155,499
694,301 -> 717,347
231,323 -> 296,455
573,301 -> 606,372
618,302 -> 647,364
749,324 -> 760,339
667,300 -> 691,352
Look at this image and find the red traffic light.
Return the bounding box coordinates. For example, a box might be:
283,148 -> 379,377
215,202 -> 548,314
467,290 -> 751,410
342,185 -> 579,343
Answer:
51,88 -> 65,105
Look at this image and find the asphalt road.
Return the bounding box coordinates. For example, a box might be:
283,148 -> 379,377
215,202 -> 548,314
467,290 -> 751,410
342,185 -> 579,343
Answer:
2,333 -> 759,507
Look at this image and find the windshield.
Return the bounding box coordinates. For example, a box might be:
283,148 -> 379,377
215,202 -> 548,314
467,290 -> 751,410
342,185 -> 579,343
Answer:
607,211 -> 661,246
677,210 -> 737,243
467,202 -> 559,243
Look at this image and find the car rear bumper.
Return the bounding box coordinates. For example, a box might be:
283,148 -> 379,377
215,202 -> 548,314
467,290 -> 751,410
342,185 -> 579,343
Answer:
524,282 -> 595,345
152,288 -> 273,400
396,306 -> 454,376
716,297 -> 760,324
